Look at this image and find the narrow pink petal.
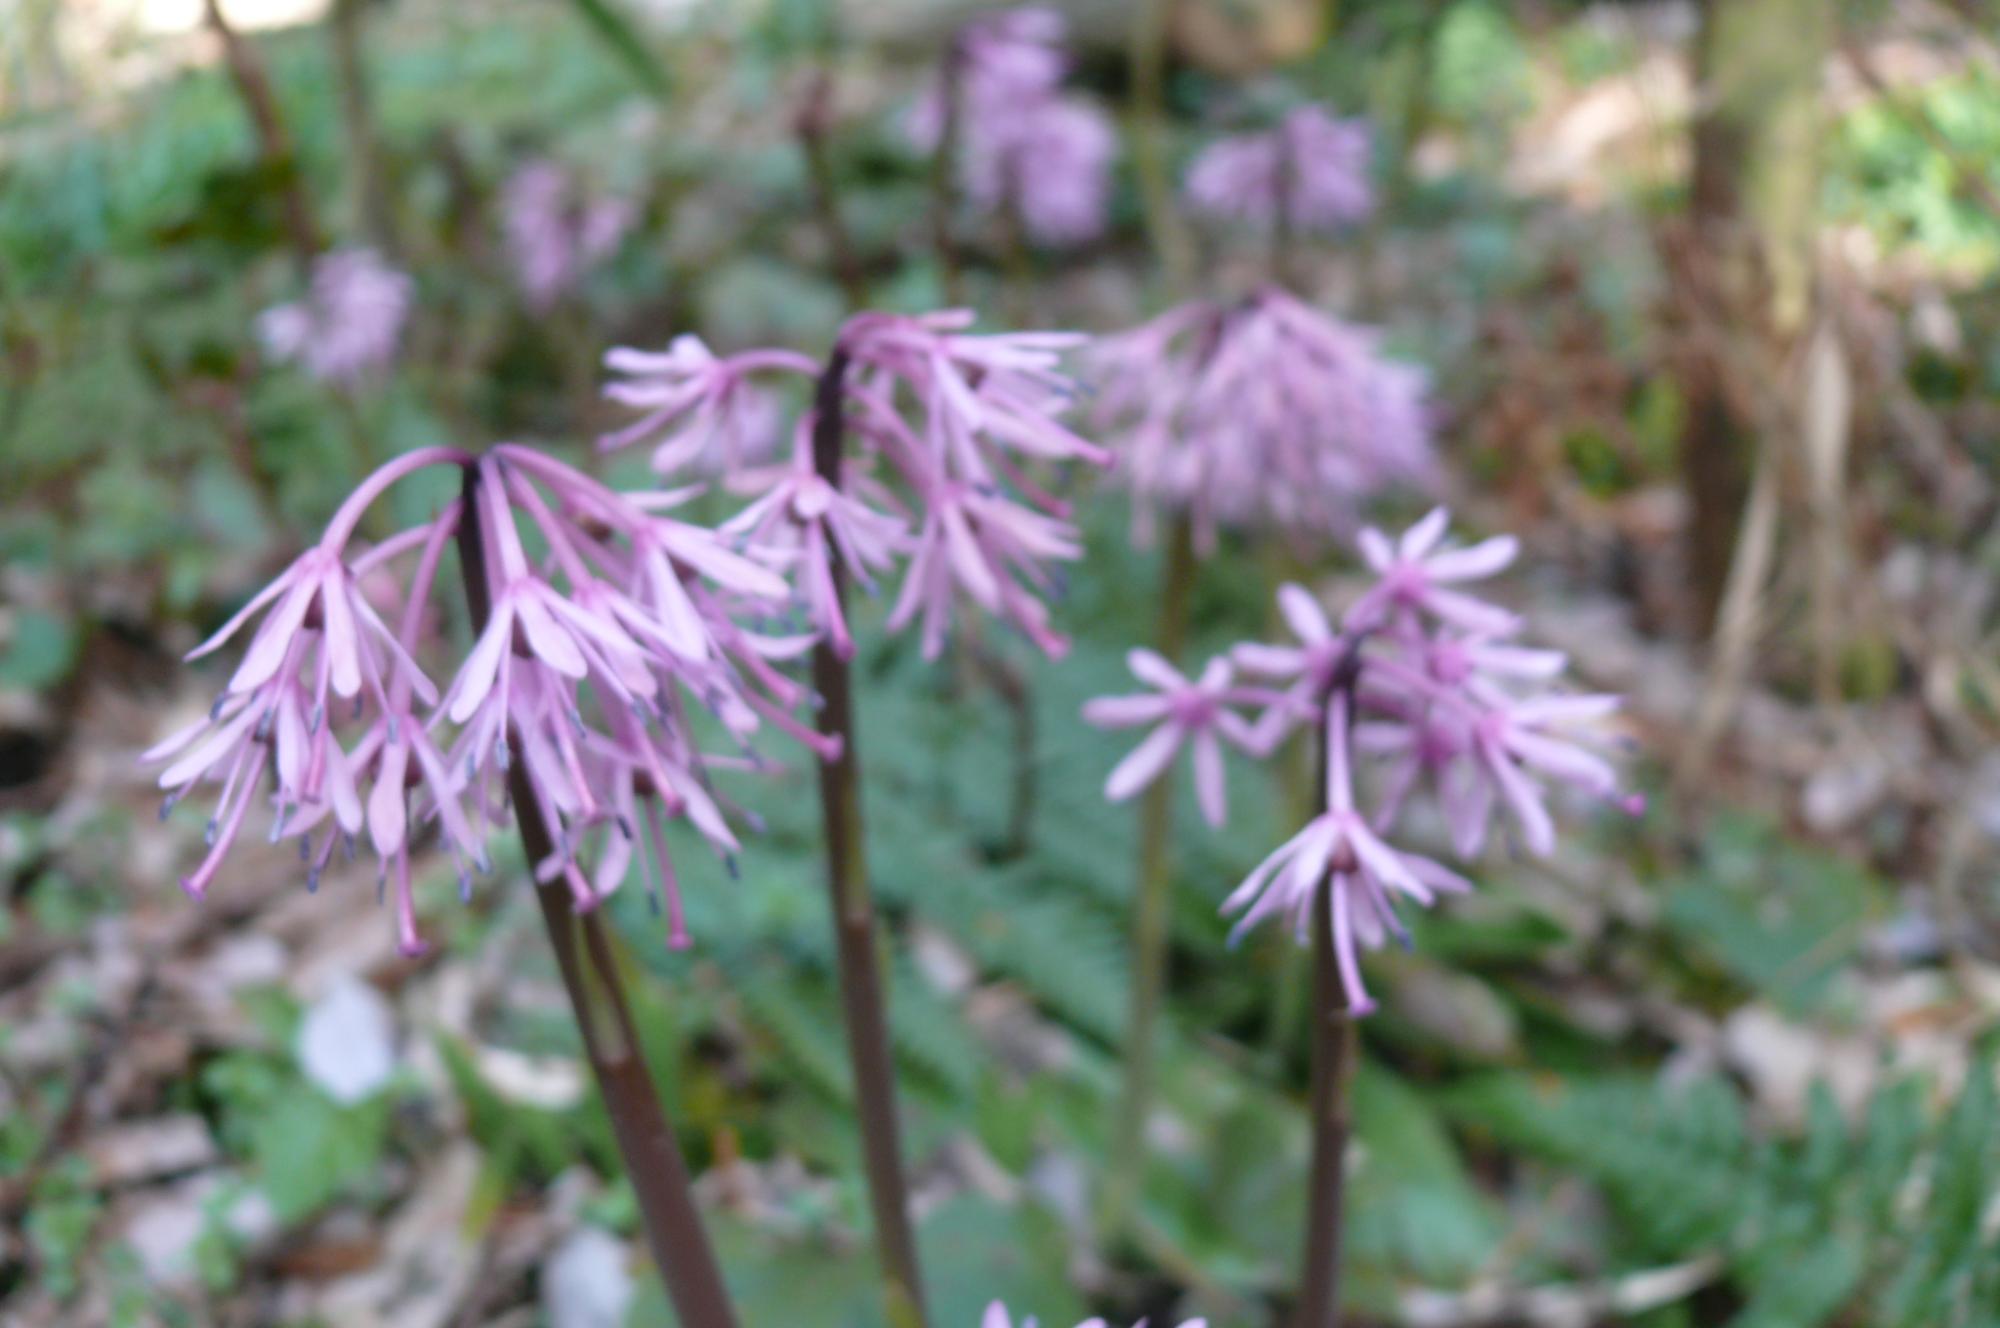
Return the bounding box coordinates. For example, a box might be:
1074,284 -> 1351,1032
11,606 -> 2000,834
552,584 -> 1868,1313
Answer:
1125,647 -> 1184,691
320,573 -> 364,699
1191,729 -> 1227,828
226,576 -> 316,695
940,505 -> 1001,610
517,593 -> 588,679
185,561 -> 301,660
447,603 -> 513,725
1104,723 -> 1183,802
1425,534 -> 1517,583
1080,694 -> 1171,728
158,705 -> 259,790
1398,506 -> 1451,559
1277,583 -> 1332,644
369,739 -> 410,858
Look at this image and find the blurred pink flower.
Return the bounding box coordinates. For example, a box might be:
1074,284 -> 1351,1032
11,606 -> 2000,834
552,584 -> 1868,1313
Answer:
1346,506 -> 1522,635
258,247 -> 412,385
906,8 -> 1118,247
599,335 -> 812,475
501,158 -> 636,310
1083,650 -> 1265,826
1184,104 -> 1374,234
1089,286 -> 1434,548
721,428 -> 912,660
966,96 -> 1118,246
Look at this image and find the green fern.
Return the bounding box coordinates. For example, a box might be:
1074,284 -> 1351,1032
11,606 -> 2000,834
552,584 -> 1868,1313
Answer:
1449,1063 -> 2000,1327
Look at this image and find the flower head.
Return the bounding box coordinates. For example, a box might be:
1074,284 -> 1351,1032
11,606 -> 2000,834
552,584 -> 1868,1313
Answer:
258,247 -> 412,385
906,8 -> 1118,248
1089,287 -> 1434,548
1107,510 -> 1638,1017
1221,697 -> 1471,1015
501,158 -> 635,310
1185,104 -> 1374,234
149,443 -> 829,955
1082,650 -> 1265,826
603,308 -> 1106,662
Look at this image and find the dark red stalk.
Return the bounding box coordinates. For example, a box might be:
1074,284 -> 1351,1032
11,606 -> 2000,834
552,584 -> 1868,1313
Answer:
454,461 -> 740,1328
809,352 -> 931,1328
1294,651 -> 1363,1328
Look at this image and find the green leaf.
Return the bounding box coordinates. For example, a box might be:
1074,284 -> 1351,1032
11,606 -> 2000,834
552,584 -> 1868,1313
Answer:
251,1092 -> 389,1224
559,0 -> 669,98
0,608 -> 77,690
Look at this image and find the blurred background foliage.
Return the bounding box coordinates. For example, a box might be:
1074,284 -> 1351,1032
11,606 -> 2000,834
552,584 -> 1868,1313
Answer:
4,0 -> 2000,1325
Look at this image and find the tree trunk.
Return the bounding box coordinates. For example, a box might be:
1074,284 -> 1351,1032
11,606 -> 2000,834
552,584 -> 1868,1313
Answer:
1678,0 -> 1830,634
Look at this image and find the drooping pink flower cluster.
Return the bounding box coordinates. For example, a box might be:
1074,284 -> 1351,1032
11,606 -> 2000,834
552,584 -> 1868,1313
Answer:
601,309 -> 1109,661
1088,285 -> 1435,548
258,246 -> 412,385
501,158 -> 636,310
147,445 -> 830,956
1087,510 -> 1638,1014
1184,103 -> 1374,234
906,7 -> 1118,247
982,1304 -> 1204,1328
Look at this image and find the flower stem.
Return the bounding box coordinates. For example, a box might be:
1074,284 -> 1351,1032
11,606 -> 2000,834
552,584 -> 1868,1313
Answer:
454,461 -> 740,1328
1294,675 -> 1359,1328
1129,0 -> 1194,294
797,68 -> 867,310
927,35 -> 966,306
1101,512 -> 1197,1239
809,351 -> 931,1328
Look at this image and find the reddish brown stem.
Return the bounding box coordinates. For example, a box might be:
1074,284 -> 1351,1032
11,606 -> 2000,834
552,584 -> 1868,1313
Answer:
809,352 -> 931,1328
455,461 -> 740,1328
202,0 -> 322,273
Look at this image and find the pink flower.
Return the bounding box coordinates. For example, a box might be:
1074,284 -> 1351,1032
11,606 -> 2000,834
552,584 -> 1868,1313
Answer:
598,336 -> 813,475
1083,650 -> 1263,826
720,430 -> 911,660
907,9 -> 1069,150
258,247 -> 412,385
501,158 -> 635,310
1221,697 -> 1471,1014
606,309 -> 1107,665
1184,104 -> 1374,234
906,8 -> 1117,249
964,96 -> 1118,246
1089,287 -> 1434,548
148,439 -> 832,956
1346,506 -> 1521,635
